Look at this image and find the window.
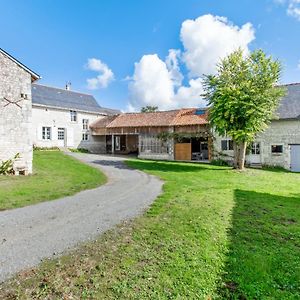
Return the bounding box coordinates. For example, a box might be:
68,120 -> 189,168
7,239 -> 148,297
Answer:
82,119 -> 89,130
82,133 -> 89,141
221,139 -> 233,151
58,128 -> 65,140
251,142 -> 260,155
42,127 -> 51,140
70,110 -> 77,122
272,145 -> 283,154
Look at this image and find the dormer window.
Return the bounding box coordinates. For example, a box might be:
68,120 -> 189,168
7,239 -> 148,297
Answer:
70,110 -> 77,122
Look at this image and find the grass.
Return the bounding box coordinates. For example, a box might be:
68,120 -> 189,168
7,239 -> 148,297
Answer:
0,160 -> 300,299
0,151 -> 106,210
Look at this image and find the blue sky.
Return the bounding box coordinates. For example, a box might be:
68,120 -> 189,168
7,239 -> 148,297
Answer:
1,0 -> 300,111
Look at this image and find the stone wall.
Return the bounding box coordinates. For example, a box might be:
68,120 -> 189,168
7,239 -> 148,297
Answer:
213,120 -> 300,170
0,52 -> 33,174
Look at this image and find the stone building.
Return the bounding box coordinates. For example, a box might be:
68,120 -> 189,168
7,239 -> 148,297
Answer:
213,83 -> 300,171
0,48 -> 40,174
31,83 -> 119,153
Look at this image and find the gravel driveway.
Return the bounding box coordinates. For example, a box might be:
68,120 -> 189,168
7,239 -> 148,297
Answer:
0,153 -> 163,282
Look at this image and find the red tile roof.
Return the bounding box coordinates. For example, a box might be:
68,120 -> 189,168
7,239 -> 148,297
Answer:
90,108 -> 208,130
171,108 -> 208,126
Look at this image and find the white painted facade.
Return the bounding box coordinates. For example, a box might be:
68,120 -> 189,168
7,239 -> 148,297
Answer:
213,119 -> 300,171
32,104 -> 107,152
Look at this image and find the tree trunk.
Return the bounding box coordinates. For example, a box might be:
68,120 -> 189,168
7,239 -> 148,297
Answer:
233,141 -> 247,170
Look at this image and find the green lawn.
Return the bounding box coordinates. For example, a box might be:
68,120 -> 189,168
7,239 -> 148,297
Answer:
0,151 -> 106,210
1,160 -> 300,299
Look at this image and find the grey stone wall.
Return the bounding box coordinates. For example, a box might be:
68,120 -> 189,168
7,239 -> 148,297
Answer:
0,52 -> 33,174
213,120 -> 300,170
254,120 -> 300,169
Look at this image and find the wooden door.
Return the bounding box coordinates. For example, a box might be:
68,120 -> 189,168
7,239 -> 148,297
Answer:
175,143 -> 191,160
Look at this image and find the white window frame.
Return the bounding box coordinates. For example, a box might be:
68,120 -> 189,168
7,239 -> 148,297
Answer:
251,142 -> 260,155
82,133 -> 89,141
42,127 -> 51,140
70,110 -> 77,122
82,119 -> 89,130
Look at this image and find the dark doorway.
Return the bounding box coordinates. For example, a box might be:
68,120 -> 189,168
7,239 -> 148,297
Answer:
191,138 -> 209,160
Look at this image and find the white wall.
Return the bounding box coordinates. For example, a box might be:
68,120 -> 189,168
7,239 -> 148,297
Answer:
32,105 -> 106,152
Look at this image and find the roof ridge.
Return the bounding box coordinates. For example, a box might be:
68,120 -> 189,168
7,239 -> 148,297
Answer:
33,83 -> 95,97
279,82 -> 300,87
120,109 -> 180,115
0,48 -> 40,80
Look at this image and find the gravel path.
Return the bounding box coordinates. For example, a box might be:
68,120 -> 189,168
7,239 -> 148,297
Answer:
0,153 -> 163,282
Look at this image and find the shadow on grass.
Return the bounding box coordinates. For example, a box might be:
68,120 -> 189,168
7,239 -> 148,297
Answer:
126,159 -> 231,173
219,189 -> 300,299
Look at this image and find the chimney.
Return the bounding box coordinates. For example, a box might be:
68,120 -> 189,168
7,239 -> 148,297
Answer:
65,82 -> 71,91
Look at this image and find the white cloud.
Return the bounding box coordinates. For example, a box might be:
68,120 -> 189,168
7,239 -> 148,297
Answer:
127,14 -> 255,111
275,0 -> 300,20
287,0 -> 300,20
181,14 -> 255,77
86,58 -> 114,89
128,54 -> 175,111
165,49 -> 183,87
127,55 -> 206,111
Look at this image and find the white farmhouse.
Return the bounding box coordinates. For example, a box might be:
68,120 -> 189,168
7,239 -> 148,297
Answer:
31,84 -> 119,153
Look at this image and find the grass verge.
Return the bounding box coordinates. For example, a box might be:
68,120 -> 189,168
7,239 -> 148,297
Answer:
0,160 -> 299,299
0,151 -> 106,210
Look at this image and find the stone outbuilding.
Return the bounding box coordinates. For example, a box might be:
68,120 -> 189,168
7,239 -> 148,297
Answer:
90,108 -> 211,161
0,48 -> 40,175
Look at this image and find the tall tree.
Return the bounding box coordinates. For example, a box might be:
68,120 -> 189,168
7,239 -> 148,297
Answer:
141,106 -> 159,113
203,49 -> 286,169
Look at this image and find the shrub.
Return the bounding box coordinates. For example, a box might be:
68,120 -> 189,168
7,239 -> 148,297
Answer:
0,153 -> 20,175
210,158 -> 230,166
69,148 -> 90,153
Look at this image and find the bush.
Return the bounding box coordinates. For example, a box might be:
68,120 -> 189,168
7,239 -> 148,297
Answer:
69,148 -> 90,153
33,146 -> 60,151
210,158 -> 230,166
0,153 -> 20,175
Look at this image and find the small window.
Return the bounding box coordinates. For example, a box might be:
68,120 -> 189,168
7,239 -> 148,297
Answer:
221,139 -> 233,151
42,127 -> 51,140
70,110 -> 77,122
82,119 -> 89,130
251,142 -> 260,155
271,145 -> 283,154
82,133 -> 89,141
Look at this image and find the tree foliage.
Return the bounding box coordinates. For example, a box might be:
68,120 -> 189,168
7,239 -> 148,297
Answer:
203,49 -> 286,169
141,106 -> 159,113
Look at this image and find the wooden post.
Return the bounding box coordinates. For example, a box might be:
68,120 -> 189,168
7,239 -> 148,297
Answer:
111,134 -> 115,154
